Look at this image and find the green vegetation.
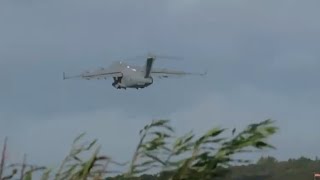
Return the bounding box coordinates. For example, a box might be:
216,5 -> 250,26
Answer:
106,156 -> 320,180
223,156 -> 320,180
0,119 -> 277,180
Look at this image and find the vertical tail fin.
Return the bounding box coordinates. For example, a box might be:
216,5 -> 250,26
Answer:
144,57 -> 155,78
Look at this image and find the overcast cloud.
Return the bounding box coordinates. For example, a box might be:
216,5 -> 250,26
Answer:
1,0 -> 320,171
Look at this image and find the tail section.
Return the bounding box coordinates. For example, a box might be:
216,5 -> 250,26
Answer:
144,57 -> 155,78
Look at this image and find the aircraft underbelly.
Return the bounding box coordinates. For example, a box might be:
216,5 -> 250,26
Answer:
121,76 -> 153,88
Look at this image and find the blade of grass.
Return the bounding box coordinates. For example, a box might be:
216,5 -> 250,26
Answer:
0,137 -> 8,179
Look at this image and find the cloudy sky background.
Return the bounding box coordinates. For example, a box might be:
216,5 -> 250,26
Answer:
1,0 -> 320,171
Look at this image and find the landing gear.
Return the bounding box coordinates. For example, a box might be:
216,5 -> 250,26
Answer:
113,77 -> 124,89
135,87 -> 145,90
114,85 -> 126,90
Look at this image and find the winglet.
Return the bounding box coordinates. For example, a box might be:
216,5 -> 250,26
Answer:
63,72 -> 66,80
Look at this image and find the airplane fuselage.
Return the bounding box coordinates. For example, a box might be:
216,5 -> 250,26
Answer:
111,63 -> 153,89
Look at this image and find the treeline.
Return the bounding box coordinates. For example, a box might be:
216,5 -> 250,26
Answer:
225,156 -> 320,180
106,156 -> 320,180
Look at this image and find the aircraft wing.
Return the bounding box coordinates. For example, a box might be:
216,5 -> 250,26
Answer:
63,67 -> 123,80
150,68 -> 206,79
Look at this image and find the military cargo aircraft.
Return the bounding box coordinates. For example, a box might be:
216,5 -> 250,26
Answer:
63,54 -> 206,90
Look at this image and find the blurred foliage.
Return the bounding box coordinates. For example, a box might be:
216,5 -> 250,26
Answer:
221,156 -> 320,180
0,119 -> 277,180
107,157 -> 320,180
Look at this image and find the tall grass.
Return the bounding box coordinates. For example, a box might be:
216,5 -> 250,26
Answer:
0,119 -> 278,180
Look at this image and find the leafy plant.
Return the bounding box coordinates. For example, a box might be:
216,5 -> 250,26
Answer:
125,119 -> 277,180
0,133 -> 123,180
0,119 -> 278,180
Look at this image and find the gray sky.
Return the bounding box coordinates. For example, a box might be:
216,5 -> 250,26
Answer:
1,0 -> 320,172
